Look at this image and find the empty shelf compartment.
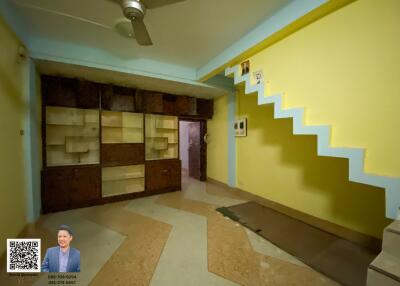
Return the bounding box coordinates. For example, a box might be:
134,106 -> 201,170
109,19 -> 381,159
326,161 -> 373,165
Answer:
102,178 -> 145,197
102,165 -> 145,182
46,106 -> 84,126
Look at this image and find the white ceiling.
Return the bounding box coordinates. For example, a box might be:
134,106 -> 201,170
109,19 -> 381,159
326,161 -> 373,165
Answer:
10,0 -> 292,69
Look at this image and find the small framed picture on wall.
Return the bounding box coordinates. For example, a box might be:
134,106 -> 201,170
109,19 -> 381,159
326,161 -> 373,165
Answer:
241,60 -> 250,75
234,118 -> 247,137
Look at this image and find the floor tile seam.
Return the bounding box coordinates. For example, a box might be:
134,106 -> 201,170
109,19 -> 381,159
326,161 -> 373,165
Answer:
126,202 -> 208,224
154,197 -> 215,219
83,210 -> 132,239
205,189 -> 246,202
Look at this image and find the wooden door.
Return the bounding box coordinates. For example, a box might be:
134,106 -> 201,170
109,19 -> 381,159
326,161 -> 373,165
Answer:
188,122 -> 201,179
146,159 -> 181,193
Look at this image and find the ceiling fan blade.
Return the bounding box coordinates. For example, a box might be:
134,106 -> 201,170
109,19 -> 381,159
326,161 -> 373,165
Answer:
142,0 -> 186,9
131,18 -> 153,46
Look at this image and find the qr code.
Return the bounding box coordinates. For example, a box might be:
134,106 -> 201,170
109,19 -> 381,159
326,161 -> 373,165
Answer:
7,239 -> 41,273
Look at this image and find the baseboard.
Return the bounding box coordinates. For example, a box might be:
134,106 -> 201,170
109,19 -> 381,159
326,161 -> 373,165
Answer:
207,177 -> 382,253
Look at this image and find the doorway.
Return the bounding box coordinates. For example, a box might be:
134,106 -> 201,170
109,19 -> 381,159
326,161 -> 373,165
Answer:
179,119 -> 207,181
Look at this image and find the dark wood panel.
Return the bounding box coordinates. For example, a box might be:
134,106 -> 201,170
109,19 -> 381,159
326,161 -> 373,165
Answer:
139,90 -> 164,113
42,168 -> 72,212
101,143 -> 145,166
77,80 -> 99,109
70,166 -> 101,205
163,94 -> 197,116
199,120 -> 207,181
42,166 -> 101,212
146,159 -> 181,192
42,76 -> 78,107
180,96 -> 197,116
162,93 -> 178,115
101,85 -> 136,112
196,98 -> 213,119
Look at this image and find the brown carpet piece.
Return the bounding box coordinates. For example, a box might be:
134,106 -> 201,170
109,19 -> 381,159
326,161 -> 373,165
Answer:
217,201 -> 377,286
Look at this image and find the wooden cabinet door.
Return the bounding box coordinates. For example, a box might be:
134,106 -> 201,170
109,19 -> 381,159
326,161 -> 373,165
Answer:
101,85 -> 136,112
77,80 -> 99,109
70,166 -> 100,205
196,98 -> 213,119
162,94 -> 178,115
146,159 -> 181,192
42,76 -> 77,108
140,91 -> 163,113
42,168 -> 73,212
42,166 -> 100,212
179,96 -> 197,116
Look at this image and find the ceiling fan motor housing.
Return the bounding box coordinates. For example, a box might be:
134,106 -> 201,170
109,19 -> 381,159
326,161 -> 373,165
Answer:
121,0 -> 146,20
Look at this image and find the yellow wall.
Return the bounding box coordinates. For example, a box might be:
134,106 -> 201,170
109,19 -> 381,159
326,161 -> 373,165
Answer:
207,95 -> 228,184
248,0 -> 400,177
236,88 -> 390,238
232,0 -> 399,238
0,17 -> 28,255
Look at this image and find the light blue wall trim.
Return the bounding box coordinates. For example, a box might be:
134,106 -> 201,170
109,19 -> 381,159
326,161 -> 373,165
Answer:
226,64 -> 400,219
0,0 -> 30,44
227,91 -> 236,187
205,74 -> 236,92
198,0 -> 326,79
23,59 -> 34,222
23,59 -> 41,223
28,60 -> 41,220
29,37 -> 213,86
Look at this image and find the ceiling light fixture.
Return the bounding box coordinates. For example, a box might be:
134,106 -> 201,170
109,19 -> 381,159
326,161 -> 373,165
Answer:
115,19 -> 135,38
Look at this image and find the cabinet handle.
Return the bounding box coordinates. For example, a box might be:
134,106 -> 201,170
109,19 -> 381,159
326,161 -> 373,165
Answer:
162,169 -> 168,174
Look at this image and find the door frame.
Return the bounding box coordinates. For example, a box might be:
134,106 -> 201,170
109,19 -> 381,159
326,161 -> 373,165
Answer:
178,117 -> 207,181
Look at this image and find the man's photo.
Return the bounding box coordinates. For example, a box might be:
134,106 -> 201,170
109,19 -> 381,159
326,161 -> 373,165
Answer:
41,225 -> 80,272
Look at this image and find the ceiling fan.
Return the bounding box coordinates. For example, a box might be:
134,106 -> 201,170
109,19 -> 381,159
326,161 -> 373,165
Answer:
12,0 -> 186,46
110,0 -> 185,45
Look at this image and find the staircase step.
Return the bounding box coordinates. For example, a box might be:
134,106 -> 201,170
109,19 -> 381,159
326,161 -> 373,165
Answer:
383,221 -> 400,259
367,267 -> 400,286
368,252 -> 400,286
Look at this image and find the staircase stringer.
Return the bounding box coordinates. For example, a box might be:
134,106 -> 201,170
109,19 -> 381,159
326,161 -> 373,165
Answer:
225,65 -> 400,219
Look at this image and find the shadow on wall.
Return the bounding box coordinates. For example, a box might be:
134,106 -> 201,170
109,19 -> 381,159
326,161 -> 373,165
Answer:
237,89 -> 392,238
0,65 -> 26,111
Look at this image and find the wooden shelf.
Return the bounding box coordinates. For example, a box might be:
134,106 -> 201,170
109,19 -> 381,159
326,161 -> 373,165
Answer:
101,165 -> 145,197
145,114 -> 178,160
101,111 -> 143,144
102,165 -> 145,181
101,178 -> 145,197
45,107 -> 100,166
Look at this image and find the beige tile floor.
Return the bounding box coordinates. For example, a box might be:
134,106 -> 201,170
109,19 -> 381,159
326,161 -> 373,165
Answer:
0,174 -> 338,286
